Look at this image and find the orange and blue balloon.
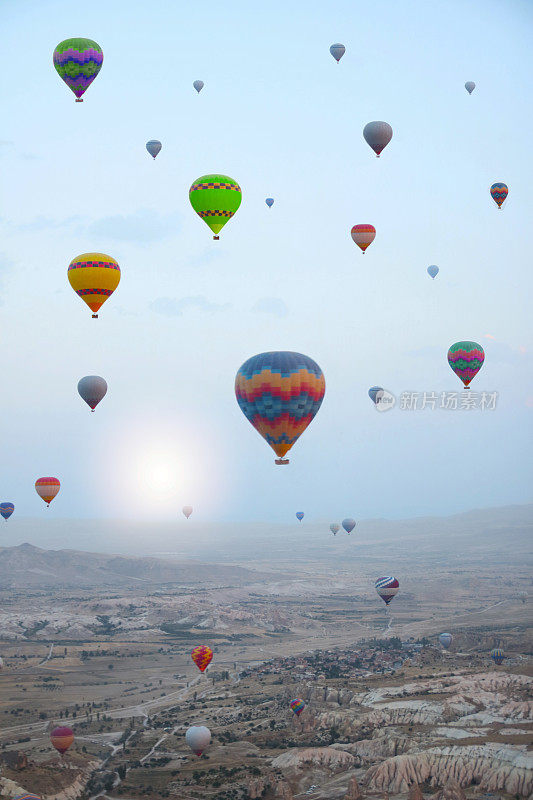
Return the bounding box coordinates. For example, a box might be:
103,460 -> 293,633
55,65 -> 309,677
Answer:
296,512 -> 304,522
0,503 -> 14,521
235,351 -> 325,465
490,183 -> 508,209
491,648 -> 504,665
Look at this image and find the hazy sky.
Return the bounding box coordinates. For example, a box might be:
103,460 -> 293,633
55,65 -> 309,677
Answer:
1,0 -> 532,529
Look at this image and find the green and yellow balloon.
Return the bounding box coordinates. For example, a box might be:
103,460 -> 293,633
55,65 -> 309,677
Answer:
189,174 -> 242,239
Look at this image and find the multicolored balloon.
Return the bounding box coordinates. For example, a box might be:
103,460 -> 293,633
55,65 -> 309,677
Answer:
68,253 -> 121,318
189,174 -> 242,239
53,38 -> 103,102
490,182 -> 508,209
375,576 -> 399,605
368,386 -> 384,405
193,80 -> 204,93
439,632 -> 453,650
13,795 -> 41,800
363,121 -> 393,157
351,224 -> 376,253
465,81 -> 475,95
235,352 -> 325,464
0,503 -> 14,521
185,725 -> 211,756
330,523 -> 340,536
35,478 -> 60,507
183,505 -> 193,519
78,376 -> 107,411
265,198 -> 274,208
289,698 -> 305,716
342,518 -> 356,534
146,140 -> 162,159
50,726 -> 74,754
447,341 -> 485,388
490,648 -> 504,665
191,645 -> 213,672
427,265 -> 439,279
296,512 -> 304,522
329,44 -> 345,62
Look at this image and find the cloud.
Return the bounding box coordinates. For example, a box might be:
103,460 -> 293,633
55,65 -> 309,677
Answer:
16,215 -> 83,232
151,295 -> 231,317
251,297 -> 289,318
88,209 -> 179,243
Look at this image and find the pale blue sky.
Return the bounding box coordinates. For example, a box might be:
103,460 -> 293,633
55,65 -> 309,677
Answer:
0,0 -> 532,528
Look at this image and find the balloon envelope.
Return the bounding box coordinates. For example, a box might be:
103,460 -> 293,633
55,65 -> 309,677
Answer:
447,341 -> 484,388
289,697 -> 305,716
363,121 -> 393,157
185,725 -> 211,755
78,376 -> 107,411
427,265 -> 439,279
330,523 -> 340,535
35,478 -> 60,506
146,140 -> 162,159
265,198 -> 274,207
189,174 -> 241,239
0,503 -> 14,521
342,518 -> 356,534
50,725 -> 74,754
235,351 -> 325,463
465,81 -> 475,94
490,648 -> 504,665
375,576 -> 399,605
329,43 -> 345,62
368,386 -> 384,405
296,512 -> 304,521
53,38 -> 103,101
193,80 -> 204,93
490,182 -> 508,209
351,224 -> 376,253
439,632 -> 453,650
182,505 -> 193,519
68,253 -> 120,318
191,645 -> 213,672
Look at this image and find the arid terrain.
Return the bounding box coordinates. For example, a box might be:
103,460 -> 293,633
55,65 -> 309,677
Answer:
0,505 -> 531,800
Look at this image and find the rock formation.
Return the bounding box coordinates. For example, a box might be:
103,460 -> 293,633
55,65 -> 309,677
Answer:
407,782 -> 424,800
344,775 -> 362,800
432,779 -> 466,800
272,747 -> 355,772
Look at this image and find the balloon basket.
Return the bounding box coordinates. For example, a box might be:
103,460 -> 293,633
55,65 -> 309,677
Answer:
275,458 -> 289,465
92,314 -> 98,318
213,235 -> 219,240
75,98 -> 83,103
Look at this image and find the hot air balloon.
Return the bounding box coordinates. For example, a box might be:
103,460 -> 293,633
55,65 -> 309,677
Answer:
14,796 -> 41,800
519,591 -> 528,604
342,518 -> 356,534
189,174 -> 242,240
182,505 -> 193,519
235,351 -> 325,465
439,633 -> 453,650
50,725 -> 74,755
193,80 -> 204,93
265,198 -> 274,208
78,376 -> 107,411
289,698 -> 305,716
447,341 -> 485,388
329,43 -> 345,62
368,386 -> 384,405
146,140 -> 162,159
330,523 -> 340,536
465,81 -> 475,95
0,503 -> 14,521
186,725 -> 211,756
427,265 -> 439,279
35,478 -> 60,507
351,224 -> 375,254
490,182 -> 508,209
490,648 -> 504,665
53,39 -> 103,102
296,512 -> 304,522
375,576 -> 399,605
191,645 -> 213,672
363,121 -> 393,157
68,253 -> 120,318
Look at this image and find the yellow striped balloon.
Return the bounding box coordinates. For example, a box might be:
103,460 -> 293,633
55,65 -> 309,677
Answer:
68,253 -> 121,318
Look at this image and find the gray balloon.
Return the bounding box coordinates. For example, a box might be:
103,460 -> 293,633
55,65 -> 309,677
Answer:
363,121 -> 393,157
146,140 -> 162,159
329,43 -> 346,62
342,518 -> 356,534
465,81 -> 475,95
78,376 -> 108,412
193,80 -> 204,93
427,265 -> 439,279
